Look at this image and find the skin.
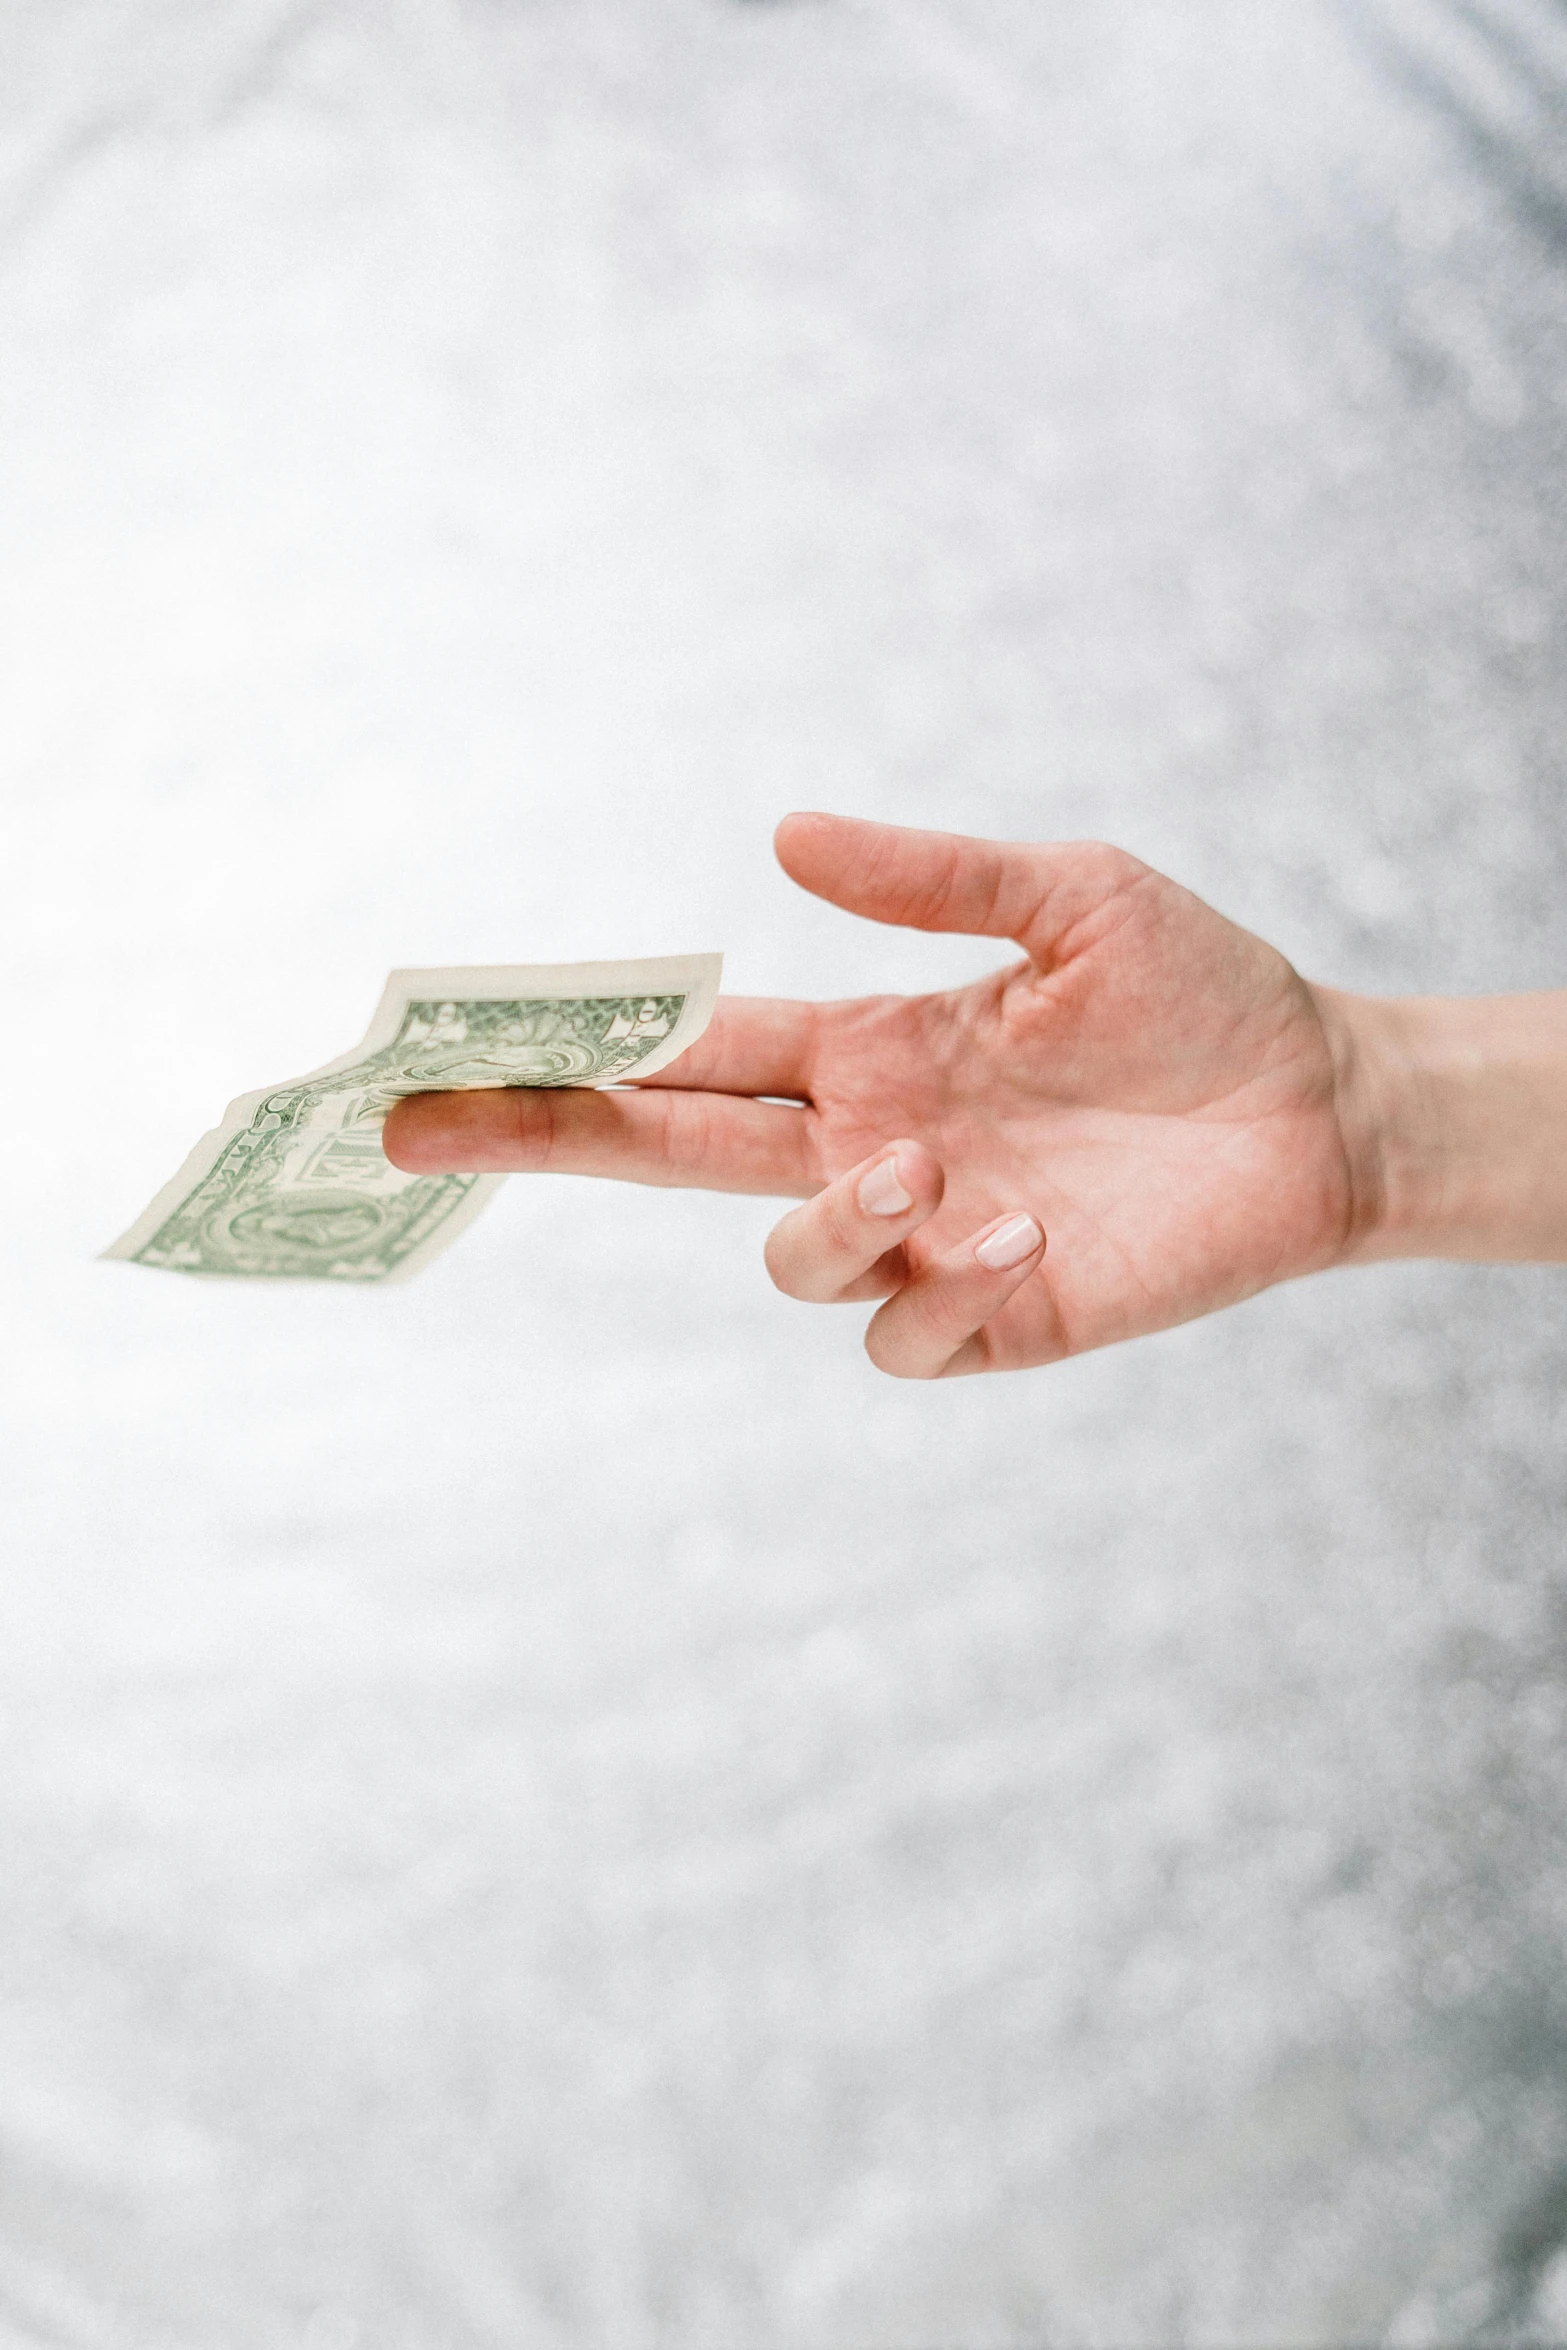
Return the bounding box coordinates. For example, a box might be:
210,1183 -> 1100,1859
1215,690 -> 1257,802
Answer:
384,812 -> 1567,1378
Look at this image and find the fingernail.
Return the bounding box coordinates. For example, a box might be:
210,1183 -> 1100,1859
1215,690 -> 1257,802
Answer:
857,1153 -> 914,1217
974,1213 -> 1042,1271
859,1151 -> 920,1222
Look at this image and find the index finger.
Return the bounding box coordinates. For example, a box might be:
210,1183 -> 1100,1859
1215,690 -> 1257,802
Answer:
629,995 -> 819,1100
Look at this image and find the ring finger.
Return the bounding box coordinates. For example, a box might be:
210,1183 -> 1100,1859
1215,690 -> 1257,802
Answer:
764,1140 -> 943,1304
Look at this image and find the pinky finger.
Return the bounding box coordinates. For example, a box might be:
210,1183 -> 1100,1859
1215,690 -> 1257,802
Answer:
864,1211 -> 1046,1380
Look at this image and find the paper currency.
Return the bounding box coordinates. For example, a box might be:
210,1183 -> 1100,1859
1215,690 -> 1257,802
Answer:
103,955 -> 723,1284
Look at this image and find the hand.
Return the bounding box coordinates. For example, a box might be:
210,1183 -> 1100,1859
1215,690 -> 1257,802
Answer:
385,813 -> 1377,1376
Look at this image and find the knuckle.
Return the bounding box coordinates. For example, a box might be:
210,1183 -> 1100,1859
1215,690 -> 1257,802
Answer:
825,1189 -> 867,1254
766,1179 -> 871,1303
1079,841 -> 1152,898
660,1088 -> 701,1172
503,1090 -> 556,1172
764,1217 -> 838,1303
810,1188 -> 845,1246
863,1315 -> 939,1382
762,1225 -> 804,1298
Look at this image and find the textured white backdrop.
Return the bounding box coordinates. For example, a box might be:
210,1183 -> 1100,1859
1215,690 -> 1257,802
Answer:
3,1 -> 1567,2342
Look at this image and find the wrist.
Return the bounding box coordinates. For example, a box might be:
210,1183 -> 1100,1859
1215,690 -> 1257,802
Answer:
1310,985 -> 1567,1265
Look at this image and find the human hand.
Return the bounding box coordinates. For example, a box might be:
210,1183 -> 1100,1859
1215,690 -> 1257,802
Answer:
385,813 -> 1383,1376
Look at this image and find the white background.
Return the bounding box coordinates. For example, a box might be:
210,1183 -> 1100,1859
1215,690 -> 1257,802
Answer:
3,0 -> 1567,2340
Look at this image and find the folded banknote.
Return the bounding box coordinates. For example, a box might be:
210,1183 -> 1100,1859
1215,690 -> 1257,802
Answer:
103,955 -> 722,1284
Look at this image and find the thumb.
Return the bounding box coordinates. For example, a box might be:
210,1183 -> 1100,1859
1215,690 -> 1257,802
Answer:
773,812 -> 1148,968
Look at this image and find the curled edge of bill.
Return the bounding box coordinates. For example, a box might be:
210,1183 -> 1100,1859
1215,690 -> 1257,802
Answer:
100,952 -> 724,1279
215,953 -> 725,1129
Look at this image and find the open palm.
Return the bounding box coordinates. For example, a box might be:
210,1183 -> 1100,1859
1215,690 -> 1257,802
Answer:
385,814 -> 1362,1376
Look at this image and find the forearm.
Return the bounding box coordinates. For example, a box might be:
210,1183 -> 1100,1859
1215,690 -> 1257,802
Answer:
1312,986 -> 1567,1263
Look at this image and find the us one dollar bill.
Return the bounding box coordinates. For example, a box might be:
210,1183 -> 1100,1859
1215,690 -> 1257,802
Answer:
103,955 -> 722,1285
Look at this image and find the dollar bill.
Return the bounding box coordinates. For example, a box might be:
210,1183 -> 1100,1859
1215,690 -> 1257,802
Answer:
103,954 -> 723,1285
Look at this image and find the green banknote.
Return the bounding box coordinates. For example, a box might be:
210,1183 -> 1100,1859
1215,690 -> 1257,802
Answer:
103,955 -> 723,1284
